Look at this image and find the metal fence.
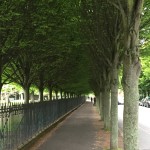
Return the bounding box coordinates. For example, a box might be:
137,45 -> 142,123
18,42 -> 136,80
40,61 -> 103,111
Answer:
0,97 -> 85,150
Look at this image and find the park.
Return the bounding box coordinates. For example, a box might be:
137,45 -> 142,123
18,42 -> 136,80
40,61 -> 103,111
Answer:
0,0 -> 150,150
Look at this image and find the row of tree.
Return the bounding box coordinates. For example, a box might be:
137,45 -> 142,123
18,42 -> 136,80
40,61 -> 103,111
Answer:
79,0 -> 149,150
0,0 -> 150,149
0,0 -> 91,103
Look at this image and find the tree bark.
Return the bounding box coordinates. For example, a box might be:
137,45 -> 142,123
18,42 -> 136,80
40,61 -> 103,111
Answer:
103,89 -> 110,130
96,94 -> 100,113
122,1 -> 143,149
30,91 -> 34,102
110,67 -> 118,150
48,86 -> 52,100
0,83 -> 3,101
95,92 -> 103,120
60,90 -> 63,99
64,92 -> 67,99
67,92 -> 70,98
39,72 -> 44,102
123,56 -> 141,150
39,88 -> 44,102
55,90 -> 58,100
23,86 -> 30,104
0,59 -> 3,102
99,92 -> 104,121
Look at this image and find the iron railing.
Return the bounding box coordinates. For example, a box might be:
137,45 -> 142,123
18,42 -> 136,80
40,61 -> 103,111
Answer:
0,97 -> 85,150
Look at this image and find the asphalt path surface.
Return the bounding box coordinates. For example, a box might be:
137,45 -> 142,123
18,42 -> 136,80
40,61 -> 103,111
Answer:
30,102 -> 102,150
118,105 -> 150,150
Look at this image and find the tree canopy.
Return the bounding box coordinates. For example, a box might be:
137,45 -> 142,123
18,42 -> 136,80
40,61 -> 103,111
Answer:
0,0 -> 150,149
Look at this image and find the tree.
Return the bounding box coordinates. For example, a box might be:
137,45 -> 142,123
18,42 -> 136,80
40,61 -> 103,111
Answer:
80,1 -> 124,149
118,1 -> 144,149
0,1 -> 22,100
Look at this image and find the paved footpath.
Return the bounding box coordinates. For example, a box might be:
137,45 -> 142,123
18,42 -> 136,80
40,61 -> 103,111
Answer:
28,102 -> 103,150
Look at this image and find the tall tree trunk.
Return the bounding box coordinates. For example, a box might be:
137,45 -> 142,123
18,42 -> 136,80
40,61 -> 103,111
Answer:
55,90 -> 58,100
67,92 -> 69,98
48,86 -> 52,100
96,94 -> 100,113
103,89 -> 110,130
64,92 -> 67,99
30,91 -> 34,103
39,88 -> 44,102
95,91 -> 102,118
99,92 -> 104,121
122,1 -> 143,149
123,56 -> 141,150
110,67 -> 118,150
121,0 -> 144,149
39,72 -> 44,102
71,93 -> 73,98
60,90 -> 63,99
0,83 -> 3,102
23,86 -> 30,104
0,65 -> 3,102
